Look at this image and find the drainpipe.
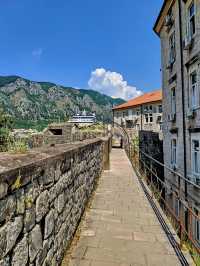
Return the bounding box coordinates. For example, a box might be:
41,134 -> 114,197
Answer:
140,105 -> 143,131
112,109 -> 114,127
178,0 -> 187,200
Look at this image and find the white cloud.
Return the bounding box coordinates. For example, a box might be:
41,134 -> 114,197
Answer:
32,48 -> 43,58
88,68 -> 143,100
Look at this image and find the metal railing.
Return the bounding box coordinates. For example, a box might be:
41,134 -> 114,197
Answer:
128,142 -> 200,261
112,122 -> 200,262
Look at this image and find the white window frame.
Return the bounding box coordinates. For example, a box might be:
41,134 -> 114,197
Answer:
171,139 -> 177,166
190,70 -> 198,110
187,1 -> 196,39
191,134 -> 200,178
144,113 -> 153,124
171,87 -> 176,115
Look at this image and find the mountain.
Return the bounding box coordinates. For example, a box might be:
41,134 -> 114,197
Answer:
0,75 -> 125,129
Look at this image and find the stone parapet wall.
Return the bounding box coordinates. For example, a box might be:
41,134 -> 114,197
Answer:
0,138 -> 107,266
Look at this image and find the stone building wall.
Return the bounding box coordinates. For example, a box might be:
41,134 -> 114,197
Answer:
113,101 -> 162,138
0,138 -> 108,266
159,0 -> 200,213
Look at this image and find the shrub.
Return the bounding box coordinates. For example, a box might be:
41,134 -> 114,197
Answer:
8,139 -> 28,154
0,109 -> 13,151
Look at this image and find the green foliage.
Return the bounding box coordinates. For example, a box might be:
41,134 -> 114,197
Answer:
39,82 -> 57,91
0,109 -> 13,151
79,89 -> 125,106
182,239 -> 200,265
0,75 -> 126,126
11,172 -> 22,190
13,117 -> 70,131
8,139 -> 28,154
132,136 -> 139,147
0,76 -> 20,87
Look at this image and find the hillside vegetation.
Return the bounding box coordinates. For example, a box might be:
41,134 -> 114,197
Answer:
0,76 -> 125,129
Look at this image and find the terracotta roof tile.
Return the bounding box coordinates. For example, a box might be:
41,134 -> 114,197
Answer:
113,90 -> 162,110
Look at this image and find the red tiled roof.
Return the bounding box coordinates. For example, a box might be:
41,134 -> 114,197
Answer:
113,90 -> 162,110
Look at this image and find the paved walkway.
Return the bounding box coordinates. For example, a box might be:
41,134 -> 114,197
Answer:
62,149 -> 182,266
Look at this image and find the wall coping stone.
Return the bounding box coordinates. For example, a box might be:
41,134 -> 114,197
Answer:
0,138 -> 103,185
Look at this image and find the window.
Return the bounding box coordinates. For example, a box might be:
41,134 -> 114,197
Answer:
157,115 -> 162,123
171,139 -> 177,165
149,113 -> 153,123
169,32 -> 176,64
188,1 -> 196,38
149,105 -> 153,112
158,105 -> 162,113
190,71 -> 198,109
145,114 -> 148,123
174,198 -> 180,218
145,114 -> 153,123
195,208 -> 200,243
128,109 -> 132,117
136,110 -> 140,116
126,120 -> 133,129
171,88 -> 176,115
123,111 -> 128,118
191,139 -> 200,176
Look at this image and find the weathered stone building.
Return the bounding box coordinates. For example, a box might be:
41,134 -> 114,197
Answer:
154,0 -> 200,241
112,90 -> 163,138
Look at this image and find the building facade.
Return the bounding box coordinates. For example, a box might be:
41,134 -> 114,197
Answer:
154,0 -> 200,241
112,90 -> 163,138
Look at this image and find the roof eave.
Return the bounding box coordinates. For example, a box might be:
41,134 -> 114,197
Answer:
153,0 -> 175,36
153,1 -> 167,36
112,99 -> 162,111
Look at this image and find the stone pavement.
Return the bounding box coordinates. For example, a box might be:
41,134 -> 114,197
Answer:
62,149 -> 182,266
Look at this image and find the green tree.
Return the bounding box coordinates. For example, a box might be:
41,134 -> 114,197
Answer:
0,109 -> 13,151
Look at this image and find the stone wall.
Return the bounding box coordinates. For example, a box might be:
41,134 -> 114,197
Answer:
139,131 -> 164,181
0,138 -> 108,266
159,0 -> 200,211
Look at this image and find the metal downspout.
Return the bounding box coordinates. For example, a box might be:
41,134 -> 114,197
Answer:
178,0 -> 188,200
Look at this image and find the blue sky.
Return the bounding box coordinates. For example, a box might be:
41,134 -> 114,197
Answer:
0,0 -> 163,100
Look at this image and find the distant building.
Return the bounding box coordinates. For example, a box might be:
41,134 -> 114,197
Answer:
112,90 -> 163,138
68,111 -> 96,125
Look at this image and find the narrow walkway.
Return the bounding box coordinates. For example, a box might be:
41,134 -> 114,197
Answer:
63,149 -> 183,266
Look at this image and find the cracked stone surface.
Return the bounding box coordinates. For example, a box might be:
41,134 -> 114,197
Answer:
62,149 -> 185,266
